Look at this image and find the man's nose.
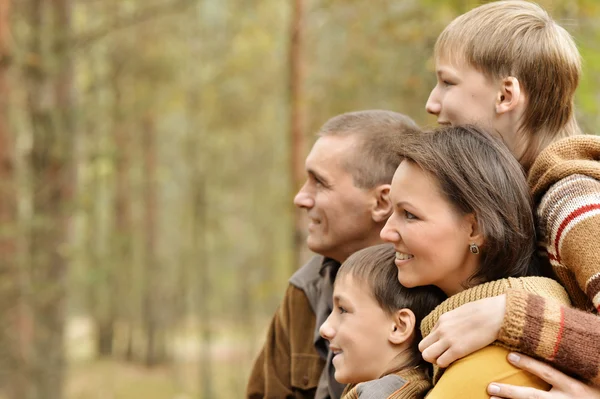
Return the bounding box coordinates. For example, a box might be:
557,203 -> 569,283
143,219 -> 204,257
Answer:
293,184 -> 314,209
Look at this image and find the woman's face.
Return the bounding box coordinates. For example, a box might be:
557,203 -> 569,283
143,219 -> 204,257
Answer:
380,161 -> 480,296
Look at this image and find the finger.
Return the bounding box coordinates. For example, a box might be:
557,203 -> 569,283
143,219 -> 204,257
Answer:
418,329 -> 440,353
420,340 -> 450,365
435,344 -> 465,368
488,383 -> 549,399
506,353 -> 570,388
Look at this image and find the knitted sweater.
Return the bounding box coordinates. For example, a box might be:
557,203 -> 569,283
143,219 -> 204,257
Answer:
421,277 -> 570,388
341,368 -> 430,399
497,135 -> 600,384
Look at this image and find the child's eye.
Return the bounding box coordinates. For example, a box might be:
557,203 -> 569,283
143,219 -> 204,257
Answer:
338,306 -> 347,314
405,210 -> 418,220
442,80 -> 454,87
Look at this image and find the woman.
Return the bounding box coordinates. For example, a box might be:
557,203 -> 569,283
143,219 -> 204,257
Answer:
421,1 -> 600,397
381,124 -> 570,399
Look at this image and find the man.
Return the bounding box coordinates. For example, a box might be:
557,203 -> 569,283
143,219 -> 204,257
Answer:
247,110 -> 419,399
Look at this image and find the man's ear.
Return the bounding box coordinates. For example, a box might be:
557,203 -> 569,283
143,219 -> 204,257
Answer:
389,308 -> 416,345
496,76 -> 522,115
371,184 -> 392,223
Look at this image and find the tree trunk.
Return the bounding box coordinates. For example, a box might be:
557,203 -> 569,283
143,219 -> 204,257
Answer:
141,113 -> 166,367
25,0 -> 74,397
0,1 -> 30,398
289,0 -> 307,271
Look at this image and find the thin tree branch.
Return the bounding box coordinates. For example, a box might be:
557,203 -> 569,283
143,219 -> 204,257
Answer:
72,0 -> 197,49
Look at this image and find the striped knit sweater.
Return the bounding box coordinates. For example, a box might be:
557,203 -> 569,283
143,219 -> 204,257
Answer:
498,135 -> 600,384
420,277 -> 570,385
341,368 -> 430,399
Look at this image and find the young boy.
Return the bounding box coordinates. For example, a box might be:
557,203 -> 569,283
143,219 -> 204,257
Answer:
319,244 -> 445,399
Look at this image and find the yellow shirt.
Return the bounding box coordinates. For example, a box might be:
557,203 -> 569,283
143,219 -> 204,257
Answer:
426,346 -> 548,399
420,277 -> 571,398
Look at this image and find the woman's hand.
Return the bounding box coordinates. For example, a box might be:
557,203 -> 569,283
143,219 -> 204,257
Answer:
488,353 -> 600,399
418,294 -> 506,367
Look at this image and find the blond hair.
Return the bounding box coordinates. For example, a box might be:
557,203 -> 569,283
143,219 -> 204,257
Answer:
435,1 -> 582,170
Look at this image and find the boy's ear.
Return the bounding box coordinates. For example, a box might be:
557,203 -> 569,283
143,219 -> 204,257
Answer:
496,76 -> 522,115
389,308 -> 416,345
371,184 -> 392,223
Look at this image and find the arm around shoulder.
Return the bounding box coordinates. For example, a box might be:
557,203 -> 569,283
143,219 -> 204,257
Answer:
499,289 -> 600,385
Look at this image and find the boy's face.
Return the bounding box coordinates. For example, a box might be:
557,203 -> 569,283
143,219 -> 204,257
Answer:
319,275 -> 399,384
426,56 -> 498,130
425,55 -> 526,159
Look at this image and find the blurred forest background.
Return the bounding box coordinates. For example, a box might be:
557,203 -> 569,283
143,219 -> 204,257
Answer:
0,0 -> 598,398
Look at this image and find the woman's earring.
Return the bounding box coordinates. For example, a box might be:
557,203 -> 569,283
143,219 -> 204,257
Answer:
469,243 -> 480,254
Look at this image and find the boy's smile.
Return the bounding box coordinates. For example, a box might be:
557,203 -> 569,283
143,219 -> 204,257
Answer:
319,275 -> 400,384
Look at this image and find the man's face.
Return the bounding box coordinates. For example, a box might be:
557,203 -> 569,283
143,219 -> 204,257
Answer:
319,274 -> 397,384
293,135 -> 376,263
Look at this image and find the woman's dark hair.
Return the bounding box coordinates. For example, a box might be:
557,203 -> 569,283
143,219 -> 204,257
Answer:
393,125 -> 543,285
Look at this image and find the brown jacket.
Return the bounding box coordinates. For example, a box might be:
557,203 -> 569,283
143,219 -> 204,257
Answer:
247,256 -> 344,399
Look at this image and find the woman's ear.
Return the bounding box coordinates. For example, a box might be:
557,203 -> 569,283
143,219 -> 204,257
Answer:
389,308 -> 416,345
465,213 -> 484,248
496,76 -> 522,115
371,184 -> 392,223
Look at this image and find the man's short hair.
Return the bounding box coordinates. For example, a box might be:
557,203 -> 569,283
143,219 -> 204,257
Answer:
317,110 -> 419,189
337,244 -> 445,368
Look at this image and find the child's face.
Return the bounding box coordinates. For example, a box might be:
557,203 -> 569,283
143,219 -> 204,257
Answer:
426,56 -> 499,128
380,160 -> 478,296
425,55 -> 526,156
319,275 -> 400,384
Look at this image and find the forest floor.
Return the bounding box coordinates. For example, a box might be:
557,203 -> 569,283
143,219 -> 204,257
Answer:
63,316 -> 263,399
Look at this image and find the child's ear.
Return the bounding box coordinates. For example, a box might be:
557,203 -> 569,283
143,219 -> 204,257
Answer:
371,184 -> 392,223
389,308 -> 416,345
496,76 -> 522,115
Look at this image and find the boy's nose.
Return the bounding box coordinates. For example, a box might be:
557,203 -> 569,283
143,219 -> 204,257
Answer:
319,316 -> 335,341
425,91 -> 441,116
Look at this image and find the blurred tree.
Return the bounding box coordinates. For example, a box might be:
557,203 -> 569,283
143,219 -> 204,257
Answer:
290,0 -> 308,271
24,0 -> 75,397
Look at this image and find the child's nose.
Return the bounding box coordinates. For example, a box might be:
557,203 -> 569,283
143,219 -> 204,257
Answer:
425,90 -> 442,116
319,316 -> 335,340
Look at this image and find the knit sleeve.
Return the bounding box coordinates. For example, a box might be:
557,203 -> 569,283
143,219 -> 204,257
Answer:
536,174 -> 600,310
498,289 -> 600,384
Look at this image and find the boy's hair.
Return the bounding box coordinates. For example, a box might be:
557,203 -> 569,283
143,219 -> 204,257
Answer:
435,0 -> 581,171
337,244 -> 445,368
394,125 -> 545,287
318,110 -> 420,189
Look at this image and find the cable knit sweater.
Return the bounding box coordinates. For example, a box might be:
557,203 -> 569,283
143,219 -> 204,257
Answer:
497,135 -> 600,384
420,277 -> 570,387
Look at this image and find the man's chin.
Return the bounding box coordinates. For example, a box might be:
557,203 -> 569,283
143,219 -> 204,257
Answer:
306,237 -> 324,253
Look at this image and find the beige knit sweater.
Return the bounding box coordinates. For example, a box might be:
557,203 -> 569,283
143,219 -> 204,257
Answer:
420,276 -> 570,383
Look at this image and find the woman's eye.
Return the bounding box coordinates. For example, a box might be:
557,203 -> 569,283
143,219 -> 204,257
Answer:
404,210 -> 417,220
